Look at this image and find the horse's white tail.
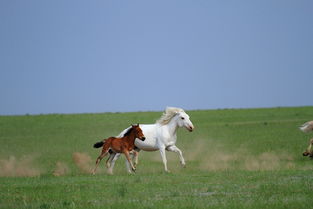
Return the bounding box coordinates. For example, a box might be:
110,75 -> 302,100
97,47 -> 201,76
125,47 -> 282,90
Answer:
299,121 -> 313,133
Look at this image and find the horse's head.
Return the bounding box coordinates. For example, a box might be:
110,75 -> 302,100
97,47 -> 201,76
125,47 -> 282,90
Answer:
175,111 -> 194,132
132,124 -> 146,141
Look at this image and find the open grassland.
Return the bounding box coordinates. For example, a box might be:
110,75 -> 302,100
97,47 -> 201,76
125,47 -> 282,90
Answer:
1,107 -> 313,209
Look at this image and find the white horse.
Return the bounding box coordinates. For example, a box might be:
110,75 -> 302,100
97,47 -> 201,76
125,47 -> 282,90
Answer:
106,107 -> 194,174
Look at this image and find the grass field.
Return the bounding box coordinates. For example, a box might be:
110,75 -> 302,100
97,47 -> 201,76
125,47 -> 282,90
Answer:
1,107 -> 313,209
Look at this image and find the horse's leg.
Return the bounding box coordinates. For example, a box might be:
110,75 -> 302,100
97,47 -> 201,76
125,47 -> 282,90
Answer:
167,145 -> 186,167
106,152 -> 115,168
93,151 -> 108,175
108,153 -> 121,174
159,146 -> 169,172
123,150 -> 136,173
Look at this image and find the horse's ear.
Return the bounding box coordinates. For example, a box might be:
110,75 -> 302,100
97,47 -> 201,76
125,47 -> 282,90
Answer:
137,123 -> 139,126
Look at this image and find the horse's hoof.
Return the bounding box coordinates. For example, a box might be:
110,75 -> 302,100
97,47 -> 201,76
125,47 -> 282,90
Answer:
303,152 -> 309,156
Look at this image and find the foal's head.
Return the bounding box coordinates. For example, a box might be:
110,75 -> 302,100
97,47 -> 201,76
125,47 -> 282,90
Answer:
131,124 -> 145,141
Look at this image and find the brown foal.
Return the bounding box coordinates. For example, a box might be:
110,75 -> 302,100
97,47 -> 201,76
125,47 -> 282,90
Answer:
92,124 -> 145,174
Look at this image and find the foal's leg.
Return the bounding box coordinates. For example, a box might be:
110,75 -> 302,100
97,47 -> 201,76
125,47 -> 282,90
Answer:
123,151 -> 134,173
108,151 -> 133,174
125,154 -> 133,173
127,151 -> 138,169
123,150 -> 136,173
108,153 -> 121,174
93,151 -> 109,175
132,150 -> 139,168
167,145 -> 186,167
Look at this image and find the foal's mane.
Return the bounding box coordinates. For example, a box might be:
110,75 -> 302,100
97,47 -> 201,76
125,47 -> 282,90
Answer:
123,127 -> 134,136
156,107 -> 185,125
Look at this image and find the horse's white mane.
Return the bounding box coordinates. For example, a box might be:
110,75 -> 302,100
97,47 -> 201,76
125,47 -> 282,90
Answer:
156,107 -> 185,125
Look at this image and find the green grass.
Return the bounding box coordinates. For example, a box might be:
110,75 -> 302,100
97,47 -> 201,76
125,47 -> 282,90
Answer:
1,107 -> 313,209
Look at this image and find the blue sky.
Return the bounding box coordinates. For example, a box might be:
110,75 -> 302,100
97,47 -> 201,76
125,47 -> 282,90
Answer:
0,0 -> 312,115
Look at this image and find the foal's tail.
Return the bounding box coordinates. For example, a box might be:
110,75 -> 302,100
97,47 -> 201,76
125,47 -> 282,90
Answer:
93,141 -> 104,148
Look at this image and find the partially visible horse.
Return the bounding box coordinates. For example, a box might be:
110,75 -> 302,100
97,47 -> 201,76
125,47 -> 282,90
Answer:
106,107 -> 194,174
300,121 -> 313,158
300,121 -> 313,133
92,124 -> 145,174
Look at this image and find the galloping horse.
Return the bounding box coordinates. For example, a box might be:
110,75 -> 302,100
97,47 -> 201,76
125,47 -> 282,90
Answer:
106,107 -> 194,174
92,124 -> 145,174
